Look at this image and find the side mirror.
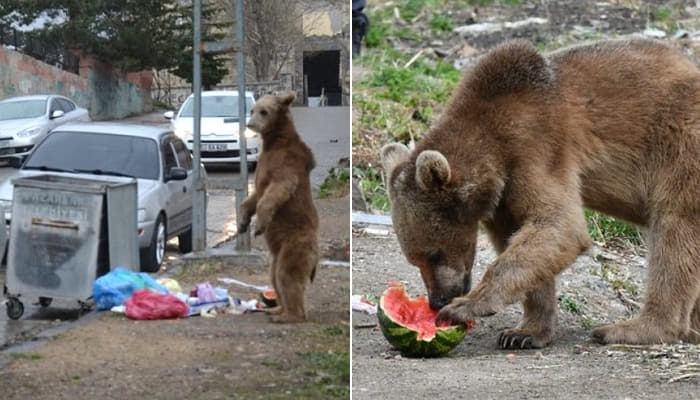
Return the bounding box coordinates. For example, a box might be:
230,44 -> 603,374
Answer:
50,110 -> 64,119
163,111 -> 175,120
7,156 -> 25,169
166,166 -> 187,181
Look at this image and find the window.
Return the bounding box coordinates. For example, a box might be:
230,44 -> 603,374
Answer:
49,99 -> 61,114
24,131 -> 159,180
0,100 -> 46,120
172,138 -> 192,169
162,138 -> 178,174
58,99 -> 76,112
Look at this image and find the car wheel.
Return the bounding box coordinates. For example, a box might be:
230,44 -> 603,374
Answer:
178,227 -> 192,253
247,161 -> 257,172
141,214 -> 166,273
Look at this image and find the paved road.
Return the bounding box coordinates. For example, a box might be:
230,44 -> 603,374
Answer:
0,105 -> 349,351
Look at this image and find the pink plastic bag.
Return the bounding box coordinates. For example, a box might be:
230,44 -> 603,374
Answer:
125,289 -> 188,320
195,282 -> 218,302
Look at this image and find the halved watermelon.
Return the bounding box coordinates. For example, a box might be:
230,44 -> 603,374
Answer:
377,285 -> 472,357
260,289 -> 277,307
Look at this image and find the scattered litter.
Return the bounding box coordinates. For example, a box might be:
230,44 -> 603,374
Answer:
157,278 -> 183,294
454,17 -> 548,36
217,277 -> 269,292
125,289 -> 188,320
320,259 -> 350,268
352,294 -> 378,314
505,353 -> 518,361
642,28 -> 666,38
110,305 -> 126,313
363,226 -> 390,236
673,30 -> 689,39
93,267 -> 168,310
352,212 -> 393,226
193,282 -> 219,302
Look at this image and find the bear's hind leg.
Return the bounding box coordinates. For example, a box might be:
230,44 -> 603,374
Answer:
270,240 -> 318,324
266,254 -> 284,316
592,215 -> 699,344
498,278 -> 557,349
684,296 -> 700,344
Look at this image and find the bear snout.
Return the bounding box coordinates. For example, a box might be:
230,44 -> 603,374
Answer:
429,294 -> 450,311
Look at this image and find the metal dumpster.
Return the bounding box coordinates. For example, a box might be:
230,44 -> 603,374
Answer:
4,175 -> 138,319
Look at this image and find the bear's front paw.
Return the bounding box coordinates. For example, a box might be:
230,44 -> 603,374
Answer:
436,298 -> 499,325
237,221 -> 250,234
254,213 -> 271,236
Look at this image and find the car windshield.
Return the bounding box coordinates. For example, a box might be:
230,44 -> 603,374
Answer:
24,131 -> 160,180
0,100 -> 46,120
178,95 -> 254,118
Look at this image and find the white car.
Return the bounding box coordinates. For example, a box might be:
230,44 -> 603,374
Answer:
164,90 -> 260,169
0,95 -> 90,160
0,123 -> 201,272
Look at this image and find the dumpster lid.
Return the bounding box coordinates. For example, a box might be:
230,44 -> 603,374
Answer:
12,174 -> 136,194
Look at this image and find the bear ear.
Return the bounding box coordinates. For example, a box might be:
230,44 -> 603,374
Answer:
279,92 -> 296,106
415,150 -> 451,191
380,143 -> 410,181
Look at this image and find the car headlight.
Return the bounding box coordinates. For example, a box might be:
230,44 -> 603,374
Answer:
137,209 -> 147,223
16,126 -> 43,138
244,128 -> 258,139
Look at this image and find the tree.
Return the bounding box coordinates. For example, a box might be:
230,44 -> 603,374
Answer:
170,1 -> 231,90
0,0 -> 230,88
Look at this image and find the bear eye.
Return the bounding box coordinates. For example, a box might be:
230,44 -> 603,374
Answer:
260,110 -> 268,116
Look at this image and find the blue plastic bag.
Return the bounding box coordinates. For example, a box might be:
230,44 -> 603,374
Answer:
93,267 -> 168,310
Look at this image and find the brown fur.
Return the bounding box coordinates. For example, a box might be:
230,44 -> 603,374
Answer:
381,39 -> 700,348
238,92 -> 319,323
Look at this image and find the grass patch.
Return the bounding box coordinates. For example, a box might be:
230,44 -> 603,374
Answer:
590,263 -> 640,297
353,166 -> 389,213
581,316 -> 596,329
558,294 -> 582,314
9,353 -> 42,360
293,351 -> 350,399
323,325 -> 348,336
319,167 -> 350,199
652,7 -> 672,22
430,14 -> 454,33
585,210 -> 643,247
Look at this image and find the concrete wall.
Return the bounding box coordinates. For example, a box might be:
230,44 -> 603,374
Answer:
0,45 -> 152,120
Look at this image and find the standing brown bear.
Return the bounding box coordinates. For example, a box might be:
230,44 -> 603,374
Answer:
381,39 -> 699,348
238,92 -> 319,323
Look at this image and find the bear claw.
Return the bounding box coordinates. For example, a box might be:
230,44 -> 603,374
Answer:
498,331 -> 543,349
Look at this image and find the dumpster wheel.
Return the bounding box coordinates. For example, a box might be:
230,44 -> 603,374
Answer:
6,297 -> 24,320
38,297 -> 52,308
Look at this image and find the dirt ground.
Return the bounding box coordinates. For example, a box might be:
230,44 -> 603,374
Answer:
0,195 -> 350,400
352,1 -> 699,399
351,229 -> 699,399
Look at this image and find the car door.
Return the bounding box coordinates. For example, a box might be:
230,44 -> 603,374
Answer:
161,135 -> 189,236
58,98 -> 77,123
172,137 -> 194,230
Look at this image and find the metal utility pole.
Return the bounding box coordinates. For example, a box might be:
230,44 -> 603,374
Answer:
234,0 -> 250,251
191,0 -> 207,251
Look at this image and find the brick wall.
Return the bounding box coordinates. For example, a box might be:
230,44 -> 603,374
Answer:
0,45 -> 152,120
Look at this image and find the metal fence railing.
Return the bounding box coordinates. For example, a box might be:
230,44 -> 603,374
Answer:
0,26 -> 80,75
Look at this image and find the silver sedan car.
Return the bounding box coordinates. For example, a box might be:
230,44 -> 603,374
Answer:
0,123 -> 202,272
0,95 -> 90,160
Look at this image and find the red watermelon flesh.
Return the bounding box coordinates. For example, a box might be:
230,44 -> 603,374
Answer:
382,286 -> 470,341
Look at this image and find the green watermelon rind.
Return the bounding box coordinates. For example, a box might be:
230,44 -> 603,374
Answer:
377,290 -> 467,358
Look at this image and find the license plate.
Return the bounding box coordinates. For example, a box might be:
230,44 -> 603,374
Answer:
201,143 -> 228,151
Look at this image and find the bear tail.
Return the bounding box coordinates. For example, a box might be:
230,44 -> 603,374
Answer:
464,40 -> 553,100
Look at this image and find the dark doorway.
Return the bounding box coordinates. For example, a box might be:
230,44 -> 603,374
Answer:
303,50 -> 341,106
